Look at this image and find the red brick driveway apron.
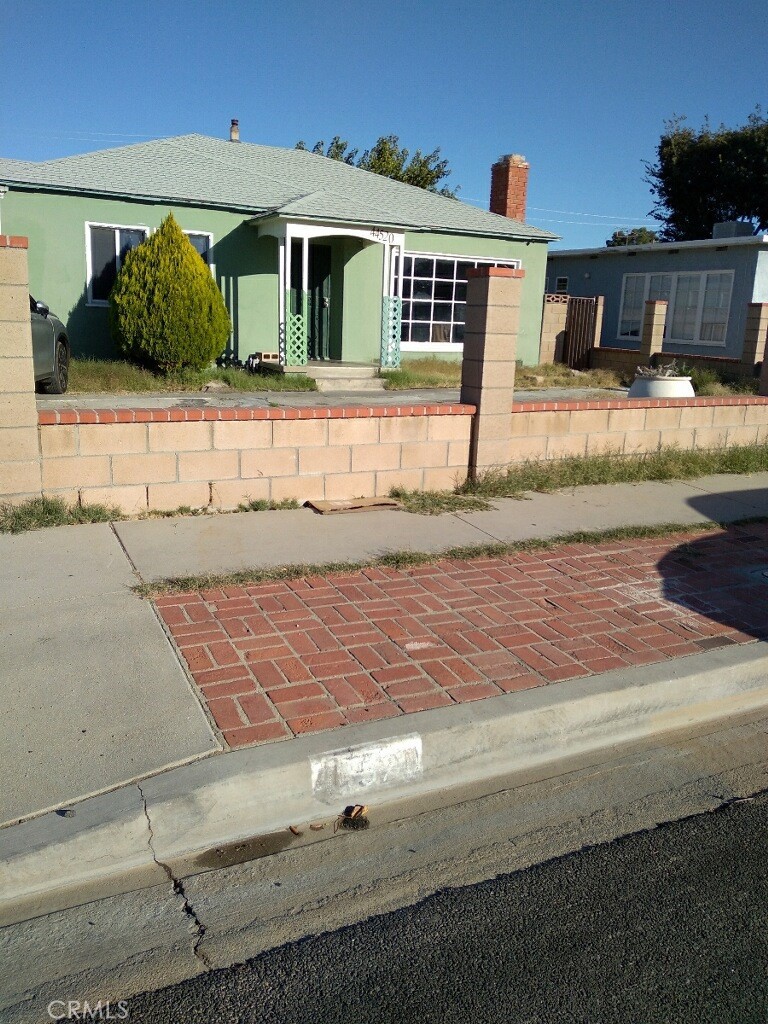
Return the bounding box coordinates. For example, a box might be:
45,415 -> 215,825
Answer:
154,523 -> 768,748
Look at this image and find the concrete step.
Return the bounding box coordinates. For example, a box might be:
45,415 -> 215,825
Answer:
298,363 -> 385,392
315,377 -> 385,393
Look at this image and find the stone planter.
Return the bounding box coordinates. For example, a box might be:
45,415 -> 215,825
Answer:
627,375 -> 695,399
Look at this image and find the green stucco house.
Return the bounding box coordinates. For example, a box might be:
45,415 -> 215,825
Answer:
0,128 -> 555,367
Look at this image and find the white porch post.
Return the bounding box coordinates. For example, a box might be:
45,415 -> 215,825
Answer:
277,235 -> 286,364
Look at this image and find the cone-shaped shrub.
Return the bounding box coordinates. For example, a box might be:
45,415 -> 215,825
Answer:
109,213 -> 230,372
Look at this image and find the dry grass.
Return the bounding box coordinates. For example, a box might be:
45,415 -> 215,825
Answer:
380,357 -> 624,391
136,520 -> 739,597
463,442 -> 768,499
68,359 -> 317,393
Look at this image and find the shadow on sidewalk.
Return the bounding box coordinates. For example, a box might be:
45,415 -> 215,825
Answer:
657,488 -> 768,645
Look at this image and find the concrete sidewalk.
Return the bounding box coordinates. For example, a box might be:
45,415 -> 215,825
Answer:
1,472 -> 768,832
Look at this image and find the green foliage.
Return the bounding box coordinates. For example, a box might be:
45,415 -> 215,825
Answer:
109,213 -> 231,373
606,227 -> 658,247
296,134 -> 458,196
646,109 -> 768,240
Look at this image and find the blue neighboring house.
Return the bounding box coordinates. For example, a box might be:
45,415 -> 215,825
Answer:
546,223 -> 768,362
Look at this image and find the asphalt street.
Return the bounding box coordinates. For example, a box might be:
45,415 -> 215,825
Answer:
126,789 -> 768,1024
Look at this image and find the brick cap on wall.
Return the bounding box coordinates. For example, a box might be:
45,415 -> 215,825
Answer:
467,267 -> 525,279
36,395 -> 768,427
0,235 -> 29,249
38,403 -> 477,425
512,395 -> 768,414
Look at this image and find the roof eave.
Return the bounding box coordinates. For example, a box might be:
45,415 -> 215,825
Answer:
549,234 -> 768,258
0,179 -> 267,215
248,209 -> 556,242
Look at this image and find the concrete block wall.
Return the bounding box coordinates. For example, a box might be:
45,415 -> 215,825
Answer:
539,294 -> 568,364
590,300 -> 765,381
31,394 -> 768,514
0,236 -> 43,503
36,405 -> 474,513
510,396 -> 768,460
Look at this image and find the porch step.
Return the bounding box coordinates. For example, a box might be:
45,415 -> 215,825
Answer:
295,363 -> 386,393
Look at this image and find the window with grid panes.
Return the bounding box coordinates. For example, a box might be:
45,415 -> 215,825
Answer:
400,254 -> 520,345
618,270 -> 732,346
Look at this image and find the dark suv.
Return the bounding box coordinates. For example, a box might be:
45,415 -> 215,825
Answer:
30,295 -> 69,394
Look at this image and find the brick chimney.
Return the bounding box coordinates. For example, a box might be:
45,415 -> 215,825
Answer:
490,154 -> 529,222
229,118 -> 240,143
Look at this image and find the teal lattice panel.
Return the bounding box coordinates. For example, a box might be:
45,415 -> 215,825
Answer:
380,295 -> 402,368
285,312 -> 308,366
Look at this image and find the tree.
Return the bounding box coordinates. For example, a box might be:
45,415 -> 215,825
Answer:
110,213 -> 230,373
646,110 -> 768,240
296,134 -> 458,197
606,227 -> 658,247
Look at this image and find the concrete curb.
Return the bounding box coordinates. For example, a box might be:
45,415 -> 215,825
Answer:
2,641 -> 767,928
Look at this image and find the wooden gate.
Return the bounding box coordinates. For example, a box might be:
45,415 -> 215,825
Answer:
563,296 -> 600,370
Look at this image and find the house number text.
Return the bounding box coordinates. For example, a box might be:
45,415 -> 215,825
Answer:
370,228 -> 396,244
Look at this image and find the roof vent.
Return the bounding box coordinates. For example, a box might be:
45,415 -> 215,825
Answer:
229,119 -> 240,143
712,221 -> 753,239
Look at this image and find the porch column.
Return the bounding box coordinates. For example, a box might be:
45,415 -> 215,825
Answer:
277,235 -> 286,363
283,226 -> 308,366
380,241 -> 402,368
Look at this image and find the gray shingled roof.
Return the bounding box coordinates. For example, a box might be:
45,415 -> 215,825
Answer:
0,134 -> 555,242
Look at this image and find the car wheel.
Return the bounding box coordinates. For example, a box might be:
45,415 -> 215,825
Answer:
42,338 -> 69,394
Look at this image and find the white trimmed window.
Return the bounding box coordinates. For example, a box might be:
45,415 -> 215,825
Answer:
86,223 -> 148,305
400,253 -> 521,349
184,231 -> 213,266
555,276 -> 568,294
618,270 -> 732,346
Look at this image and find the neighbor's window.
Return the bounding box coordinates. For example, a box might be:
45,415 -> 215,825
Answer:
618,270 -> 732,346
618,274 -> 646,337
400,254 -> 520,346
555,276 -> 568,294
87,223 -> 148,304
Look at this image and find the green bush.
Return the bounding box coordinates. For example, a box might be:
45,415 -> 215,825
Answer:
109,213 -> 230,372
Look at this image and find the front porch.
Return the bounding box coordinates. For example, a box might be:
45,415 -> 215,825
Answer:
250,216 -> 404,369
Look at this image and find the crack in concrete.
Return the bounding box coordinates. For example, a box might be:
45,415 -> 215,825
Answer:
136,783 -> 211,971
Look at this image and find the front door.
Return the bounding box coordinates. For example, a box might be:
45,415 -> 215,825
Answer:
308,244 -> 332,361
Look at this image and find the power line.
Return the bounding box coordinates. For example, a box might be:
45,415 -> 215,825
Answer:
529,205 -> 654,221
462,196 -> 655,224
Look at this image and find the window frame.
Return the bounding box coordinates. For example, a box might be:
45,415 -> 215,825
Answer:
85,221 -> 149,307
183,229 -> 214,267
554,276 -> 568,294
617,270 -> 734,347
399,251 -> 522,352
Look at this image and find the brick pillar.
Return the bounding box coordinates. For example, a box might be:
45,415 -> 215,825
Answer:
461,267 -> 523,478
639,299 -> 667,364
539,294 -> 568,364
0,236 -> 43,502
742,303 -> 768,372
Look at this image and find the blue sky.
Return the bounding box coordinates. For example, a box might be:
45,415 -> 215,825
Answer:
3,0 -> 766,249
